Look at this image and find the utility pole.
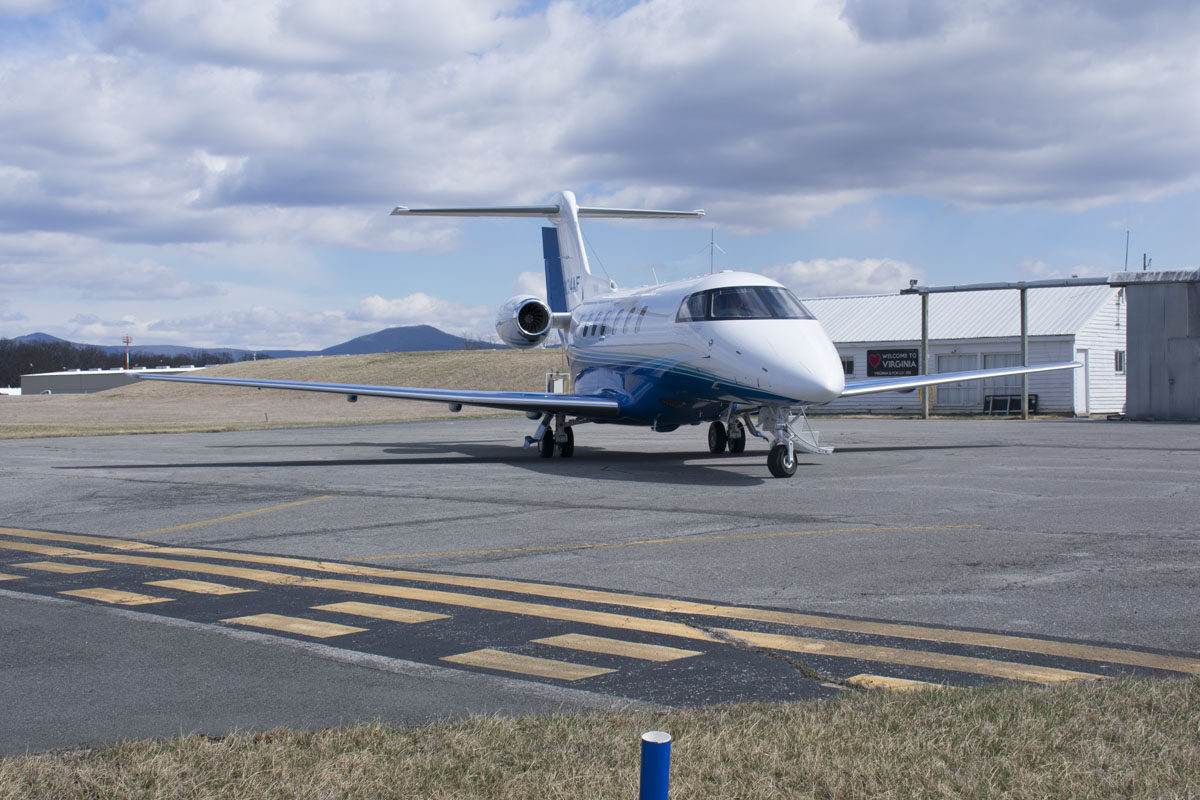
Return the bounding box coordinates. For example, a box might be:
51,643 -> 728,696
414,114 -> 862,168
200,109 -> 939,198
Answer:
122,335 -> 132,369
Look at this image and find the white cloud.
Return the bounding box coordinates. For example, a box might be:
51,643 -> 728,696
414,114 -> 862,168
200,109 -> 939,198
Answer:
2,0 -> 1198,345
350,293 -> 489,333
764,257 -> 922,297
513,271 -> 546,300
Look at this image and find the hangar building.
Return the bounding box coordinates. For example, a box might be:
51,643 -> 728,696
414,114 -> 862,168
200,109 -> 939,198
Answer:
1113,270 -> 1200,421
804,284 -> 1126,416
20,366 -> 203,395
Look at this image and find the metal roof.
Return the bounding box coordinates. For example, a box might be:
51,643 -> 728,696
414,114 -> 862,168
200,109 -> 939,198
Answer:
803,284 -> 1117,343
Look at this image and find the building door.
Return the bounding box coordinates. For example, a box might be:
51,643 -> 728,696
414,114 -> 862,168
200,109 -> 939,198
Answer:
1074,348 -> 1090,415
936,353 -> 979,407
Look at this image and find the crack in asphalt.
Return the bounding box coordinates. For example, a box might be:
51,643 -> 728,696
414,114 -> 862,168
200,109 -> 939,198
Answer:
684,620 -> 853,689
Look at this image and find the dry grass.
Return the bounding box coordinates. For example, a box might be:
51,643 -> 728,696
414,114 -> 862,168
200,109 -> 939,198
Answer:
0,350 -> 568,439
2,679 -> 1197,799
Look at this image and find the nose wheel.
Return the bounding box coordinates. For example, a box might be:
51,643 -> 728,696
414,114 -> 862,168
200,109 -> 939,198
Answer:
767,443 -> 797,477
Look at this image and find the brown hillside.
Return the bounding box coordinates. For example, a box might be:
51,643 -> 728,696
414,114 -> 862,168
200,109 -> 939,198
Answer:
0,349 -> 568,439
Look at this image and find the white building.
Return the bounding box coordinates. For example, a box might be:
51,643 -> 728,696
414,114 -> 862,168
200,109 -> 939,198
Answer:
19,365 -> 204,395
804,285 -> 1127,415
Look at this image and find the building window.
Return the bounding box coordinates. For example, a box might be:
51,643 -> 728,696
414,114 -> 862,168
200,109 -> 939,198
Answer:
1115,350 -> 1126,374
841,357 -> 854,376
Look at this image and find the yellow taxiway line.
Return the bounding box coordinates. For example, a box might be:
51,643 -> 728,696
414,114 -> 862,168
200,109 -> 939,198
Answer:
223,613 -> 366,639
130,496 -> 336,537
38,549 -> 1102,684
534,633 -> 703,662
442,649 -> 616,681
358,524 -> 982,561
59,588 -> 172,606
3,526 -> 1199,678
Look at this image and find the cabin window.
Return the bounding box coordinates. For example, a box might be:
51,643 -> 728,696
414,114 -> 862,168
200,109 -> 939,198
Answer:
635,307 -> 647,332
676,286 -> 816,321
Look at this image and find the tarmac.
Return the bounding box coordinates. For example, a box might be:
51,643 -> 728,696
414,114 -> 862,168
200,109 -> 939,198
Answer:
1,415 -> 1197,754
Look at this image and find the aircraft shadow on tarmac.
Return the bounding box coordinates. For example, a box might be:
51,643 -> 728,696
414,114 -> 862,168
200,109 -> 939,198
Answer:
833,443 -> 1008,453
57,440 -> 776,487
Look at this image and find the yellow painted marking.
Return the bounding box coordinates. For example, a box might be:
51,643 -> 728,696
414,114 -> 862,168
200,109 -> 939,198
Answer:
131,496 -> 335,537
146,579 -> 253,595
719,629 -> 1102,685
534,633 -> 702,662
9,526 -> 1200,677
16,561 -> 106,574
0,572 -> 23,581
124,546 -> 1200,677
0,540 -> 86,556
362,524 -> 982,560
845,674 -> 945,692
442,649 -> 615,681
223,613 -> 366,639
313,601 -> 448,624
0,528 -> 155,551
52,551 -> 1103,683
60,588 -> 173,606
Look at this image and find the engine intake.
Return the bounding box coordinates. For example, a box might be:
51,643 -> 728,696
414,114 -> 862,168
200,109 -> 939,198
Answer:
496,295 -> 553,349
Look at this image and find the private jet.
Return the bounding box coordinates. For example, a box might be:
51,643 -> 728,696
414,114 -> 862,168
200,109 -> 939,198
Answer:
139,191 -> 1078,478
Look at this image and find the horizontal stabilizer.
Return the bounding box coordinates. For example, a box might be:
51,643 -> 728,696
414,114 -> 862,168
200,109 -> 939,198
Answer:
392,204 -> 703,219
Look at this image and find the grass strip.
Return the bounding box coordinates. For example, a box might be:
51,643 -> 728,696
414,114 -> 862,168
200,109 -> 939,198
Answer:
2,678 -> 1197,799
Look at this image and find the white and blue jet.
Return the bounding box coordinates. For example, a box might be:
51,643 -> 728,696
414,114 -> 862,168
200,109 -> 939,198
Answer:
139,191 -> 1078,478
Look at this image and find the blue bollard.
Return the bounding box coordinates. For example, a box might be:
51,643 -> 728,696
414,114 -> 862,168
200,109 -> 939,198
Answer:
639,730 -> 672,800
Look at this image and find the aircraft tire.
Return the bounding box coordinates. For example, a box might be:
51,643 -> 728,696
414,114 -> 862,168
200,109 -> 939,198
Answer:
768,443 -> 797,478
538,433 -> 555,458
728,421 -> 746,453
558,426 -> 575,458
707,421 -> 728,454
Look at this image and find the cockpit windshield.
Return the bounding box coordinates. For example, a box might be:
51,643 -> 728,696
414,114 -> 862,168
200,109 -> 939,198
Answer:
676,286 -> 815,322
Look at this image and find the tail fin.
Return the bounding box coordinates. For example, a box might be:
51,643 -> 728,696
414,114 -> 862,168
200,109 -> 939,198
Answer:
392,190 -> 703,310
541,227 -> 567,313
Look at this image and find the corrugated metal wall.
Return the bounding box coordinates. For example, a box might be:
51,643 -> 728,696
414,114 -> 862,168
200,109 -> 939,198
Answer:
1125,281 -> 1200,420
817,337 -> 1077,414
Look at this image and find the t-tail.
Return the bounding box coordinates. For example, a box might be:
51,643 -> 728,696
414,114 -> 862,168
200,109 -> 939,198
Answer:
391,190 -> 703,311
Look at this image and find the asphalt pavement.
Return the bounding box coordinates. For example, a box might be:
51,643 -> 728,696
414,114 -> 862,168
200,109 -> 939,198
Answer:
1,415 -> 1197,754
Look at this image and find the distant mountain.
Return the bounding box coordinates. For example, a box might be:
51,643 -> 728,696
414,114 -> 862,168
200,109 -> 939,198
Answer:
6,325 -> 500,360
318,325 -> 497,355
12,332 -> 70,345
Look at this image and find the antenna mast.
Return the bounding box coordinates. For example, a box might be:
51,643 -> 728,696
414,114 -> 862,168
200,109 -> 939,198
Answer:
706,228 -> 726,274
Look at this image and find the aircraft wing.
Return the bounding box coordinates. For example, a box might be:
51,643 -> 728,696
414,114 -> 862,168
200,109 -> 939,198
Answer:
840,361 -> 1080,398
134,373 -> 621,417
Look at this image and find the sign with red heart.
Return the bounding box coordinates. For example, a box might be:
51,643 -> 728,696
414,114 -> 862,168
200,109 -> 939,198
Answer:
866,348 -> 919,377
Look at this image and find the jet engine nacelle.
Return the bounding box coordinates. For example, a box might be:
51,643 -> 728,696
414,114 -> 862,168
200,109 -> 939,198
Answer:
495,295 -> 554,349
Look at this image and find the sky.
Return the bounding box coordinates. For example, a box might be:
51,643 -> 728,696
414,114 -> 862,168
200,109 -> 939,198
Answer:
1,0 -> 1197,349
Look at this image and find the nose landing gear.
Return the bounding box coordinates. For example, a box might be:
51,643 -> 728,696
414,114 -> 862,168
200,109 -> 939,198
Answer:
749,405 -> 834,478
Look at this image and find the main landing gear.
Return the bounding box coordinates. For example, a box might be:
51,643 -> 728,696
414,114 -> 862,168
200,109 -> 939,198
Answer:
710,406 -> 833,478
706,419 -> 746,454
526,412 -> 575,458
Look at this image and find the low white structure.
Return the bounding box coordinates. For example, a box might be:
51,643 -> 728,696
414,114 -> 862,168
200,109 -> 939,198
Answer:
804,285 -> 1126,415
20,366 -> 204,395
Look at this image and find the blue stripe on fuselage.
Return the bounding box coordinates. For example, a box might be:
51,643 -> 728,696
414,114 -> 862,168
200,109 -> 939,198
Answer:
568,346 -> 798,427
